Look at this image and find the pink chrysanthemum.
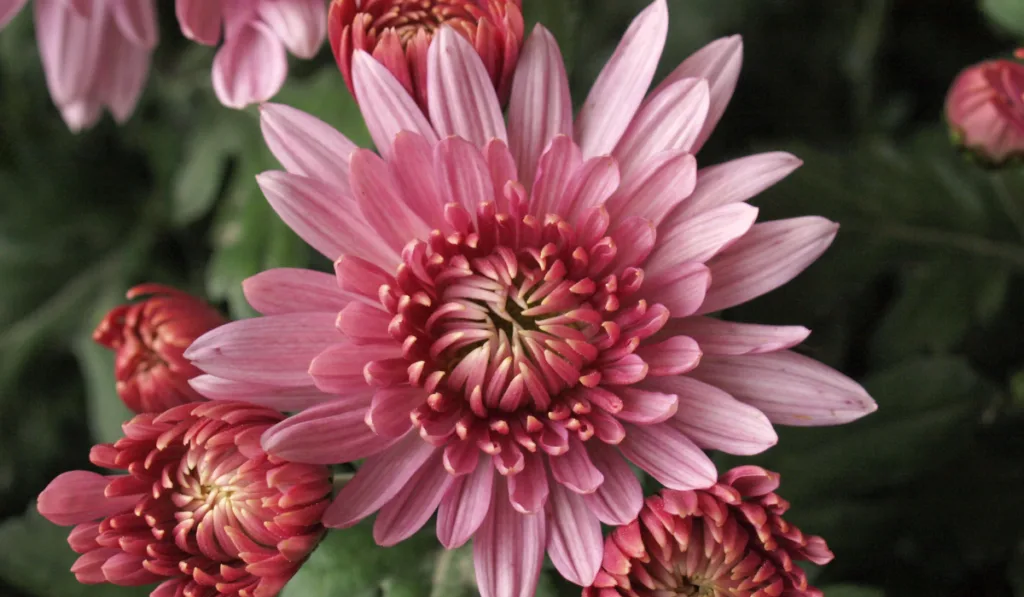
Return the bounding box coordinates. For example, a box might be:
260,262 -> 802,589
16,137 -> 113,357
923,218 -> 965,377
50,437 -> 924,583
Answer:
945,58 -> 1024,164
186,2 -> 877,595
93,284 -> 225,414
37,401 -> 331,597
584,466 -> 833,597
0,0 -> 157,131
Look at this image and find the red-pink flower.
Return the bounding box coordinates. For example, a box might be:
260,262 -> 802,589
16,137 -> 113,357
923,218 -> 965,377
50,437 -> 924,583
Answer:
93,284 -> 225,414
584,466 -> 833,597
176,0 -> 327,109
946,58 -> 1024,164
329,0 -> 524,110
37,401 -> 331,597
185,2 -> 877,596
0,0 -> 157,132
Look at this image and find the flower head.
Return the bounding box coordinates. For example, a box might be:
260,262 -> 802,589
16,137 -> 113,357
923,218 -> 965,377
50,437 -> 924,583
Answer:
176,0 -> 327,108
186,2 -> 876,596
945,58 -> 1024,164
37,401 -> 331,597
93,284 -> 224,414
329,0 -> 524,109
0,0 -> 157,132
584,466 -> 834,597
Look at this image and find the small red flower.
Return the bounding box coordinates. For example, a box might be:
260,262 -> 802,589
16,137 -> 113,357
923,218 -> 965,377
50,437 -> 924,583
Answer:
93,284 -> 224,414
584,466 -> 834,597
37,402 -> 332,597
945,58 -> 1024,164
329,0 -> 524,110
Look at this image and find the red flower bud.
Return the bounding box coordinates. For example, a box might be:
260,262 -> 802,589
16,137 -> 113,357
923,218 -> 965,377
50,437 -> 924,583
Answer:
329,0 -> 524,110
93,284 -> 224,414
37,402 -> 332,597
945,58 -> 1024,165
583,466 -> 834,597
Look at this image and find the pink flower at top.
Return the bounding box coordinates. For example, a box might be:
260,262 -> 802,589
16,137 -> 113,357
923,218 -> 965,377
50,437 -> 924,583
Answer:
0,0 -> 157,132
176,0 -> 328,109
945,58 -> 1024,164
185,1 -> 878,596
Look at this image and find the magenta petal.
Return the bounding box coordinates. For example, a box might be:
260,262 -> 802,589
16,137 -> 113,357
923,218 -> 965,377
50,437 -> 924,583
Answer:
651,203 -> 759,269
508,451 -> 549,514
189,374 -> 337,411
256,0 -> 326,59
175,0 -> 221,45
243,268 -> 350,315
619,422 -> 716,490
582,443 -> 643,525
675,151 -> 802,219
71,548 -> 120,584
545,479 -> 603,586
635,335 -> 702,376
37,471 -> 137,526
474,476 -> 546,597
600,353 -> 649,386
184,312 -> 339,386
508,24 -> 573,185
615,387 -> 679,424
351,50 -> 438,157
212,20 -> 287,108
575,0 -> 669,158
691,351 -> 877,426
427,26 -> 508,147
260,392 -> 391,464
647,376 -> 777,455
260,103 -> 357,195
374,451 -> 454,546
437,456 -> 494,549
662,316 -> 810,355
323,433 -> 437,528
549,438 -> 604,494
366,387 -> 424,438
699,217 -> 838,314
0,0 -> 27,29
309,342 -> 401,394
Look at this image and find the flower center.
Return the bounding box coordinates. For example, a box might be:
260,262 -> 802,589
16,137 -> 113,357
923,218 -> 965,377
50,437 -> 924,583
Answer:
368,0 -> 482,44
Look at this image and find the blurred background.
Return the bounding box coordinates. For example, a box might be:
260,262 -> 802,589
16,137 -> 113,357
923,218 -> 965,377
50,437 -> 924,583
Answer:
1,1 -> 1023,596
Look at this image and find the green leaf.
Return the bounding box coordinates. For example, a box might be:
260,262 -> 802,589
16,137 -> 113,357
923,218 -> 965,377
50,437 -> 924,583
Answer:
171,117 -> 243,227
0,508 -> 148,597
982,0 -> 1024,36
817,585 -> 885,597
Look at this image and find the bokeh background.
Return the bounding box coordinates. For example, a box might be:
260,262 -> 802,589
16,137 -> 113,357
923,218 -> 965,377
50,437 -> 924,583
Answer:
2,1 -> 1024,596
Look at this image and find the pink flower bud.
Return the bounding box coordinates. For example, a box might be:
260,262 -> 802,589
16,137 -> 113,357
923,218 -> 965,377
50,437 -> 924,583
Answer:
945,58 -> 1024,164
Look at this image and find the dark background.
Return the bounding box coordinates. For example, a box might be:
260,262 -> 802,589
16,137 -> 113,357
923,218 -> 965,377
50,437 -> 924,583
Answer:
1,1 -> 1022,596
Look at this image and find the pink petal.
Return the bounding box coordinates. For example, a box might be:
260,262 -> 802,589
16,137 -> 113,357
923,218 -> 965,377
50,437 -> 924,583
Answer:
374,451 -> 454,546
0,0 -> 28,29
308,342 -> 401,394
351,50 -> 438,158
618,422 -> 717,490
655,35 -> 743,154
336,302 -> 392,344
485,139 -> 519,213
366,387 -> 424,438
699,217 -> 838,314
323,433 -> 437,528
661,317 -> 810,355
674,151 -> 802,219
351,148 -> 431,253
111,0 -> 157,49
474,476 -> 546,597
545,479 -> 603,586
334,255 -> 393,305
644,261 -> 712,318
260,391 -> 395,464
94,23 -> 150,123
582,443 -> 642,525
427,26 -> 508,147
435,136 -> 495,215
260,102 -> 357,195
175,0 -> 221,45
257,170 -> 399,267
615,387 -> 678,424
531,135 -> 582,216
391,132 -> 445,228
605,151 -> 697,227
437,456 -> 494,549
649,203 -> 759,271
564,158 -> 620,223
257,0 -> 326,59
609,216 -> 656,271
600,353 -> 649,386
508,24 -> 572,185
58,101 -> 102,133
35,0 -> 104,105
646,376 -> 777,455
549,438 -> 604,494
189,374 -> 337,411
508,452 -> 549,514
613,77 -> 709,179
71,548 -> 120,584
575,0 -> 668,158
212,20 -> 288,109
635,335 -> 702,376
691,351 -> 877,426
184,312 -> 339,386
37,471 -> 137,526
243,268 -> 350,315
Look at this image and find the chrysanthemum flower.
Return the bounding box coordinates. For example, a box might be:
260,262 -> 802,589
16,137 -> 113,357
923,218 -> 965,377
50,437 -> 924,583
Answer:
0,0 -> 157,131
584,466 -> 833,597
186,1 -> 876,595
176,0 -> 328,109
93,284 -> 225,414
945,58 -> 1024,164
328,0 -> 524,109
37,401 -> 331,597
